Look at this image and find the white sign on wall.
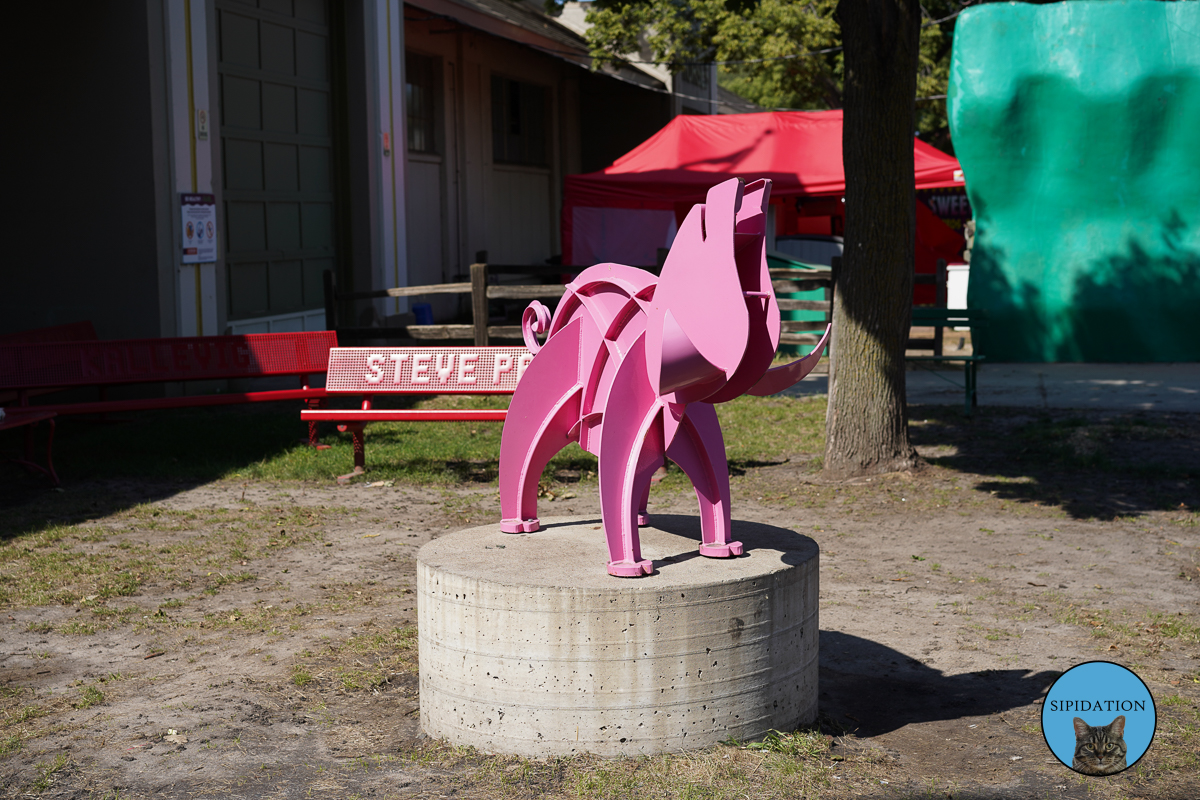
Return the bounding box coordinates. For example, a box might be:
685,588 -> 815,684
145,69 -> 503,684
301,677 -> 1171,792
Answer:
181,194 -> 217,264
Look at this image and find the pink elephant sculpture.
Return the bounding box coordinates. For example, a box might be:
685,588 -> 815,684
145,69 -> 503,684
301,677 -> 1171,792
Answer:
499,177 -> 831,576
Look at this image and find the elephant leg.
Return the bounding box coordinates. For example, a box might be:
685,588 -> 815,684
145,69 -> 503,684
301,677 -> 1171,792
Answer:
636,455 -> 662,527
666,403 -> 741,558
600,405 -> 664,576
499,320 -> 585,533
598,334 -> 661,576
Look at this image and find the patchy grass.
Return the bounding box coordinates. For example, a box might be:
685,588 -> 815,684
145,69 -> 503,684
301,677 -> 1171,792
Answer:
642,395 -> 826,494
29,752 -> 70,792
3,394 -> 830,492
741,728 -> 828,759
0,504 -> 334,610
6,704 -> 44,725
394,732 -> 837,800
1145,612 -> 1200,643
294,625 -> 419,694
74,685 -> 104,710
1047,602 -> 1200,648
719,395 -> 826,467
909,407 -> 1198,520
286,392 -> 827,489
1150,695 -> 1200,775
57,620 -> 97,636
922,411 -> 1192,477
1013,416 -> 1112,469
0,733 -> 21,756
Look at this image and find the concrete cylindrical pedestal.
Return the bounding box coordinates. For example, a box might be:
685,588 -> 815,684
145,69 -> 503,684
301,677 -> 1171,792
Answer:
417,514 -> 818,757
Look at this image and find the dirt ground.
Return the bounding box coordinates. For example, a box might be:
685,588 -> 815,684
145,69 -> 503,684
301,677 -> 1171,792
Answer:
1,407 -> 1198,799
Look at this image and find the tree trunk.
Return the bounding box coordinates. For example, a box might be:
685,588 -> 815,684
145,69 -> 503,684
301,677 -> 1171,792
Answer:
824,0 -> 922,479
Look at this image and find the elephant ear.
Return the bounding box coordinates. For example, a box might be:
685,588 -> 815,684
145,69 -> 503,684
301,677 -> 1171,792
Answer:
645,178 -> 749,405
704,178 -> 777,404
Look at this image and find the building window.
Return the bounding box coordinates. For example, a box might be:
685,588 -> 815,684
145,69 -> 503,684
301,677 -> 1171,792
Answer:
491,76 -> 547,166
407,53 -> 437,154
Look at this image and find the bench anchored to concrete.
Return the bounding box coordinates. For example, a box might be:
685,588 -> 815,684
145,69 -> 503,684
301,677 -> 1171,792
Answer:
301,346 -> 531,482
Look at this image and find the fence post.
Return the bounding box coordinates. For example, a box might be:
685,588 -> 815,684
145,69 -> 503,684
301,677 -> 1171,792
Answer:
470,262 -> 489,346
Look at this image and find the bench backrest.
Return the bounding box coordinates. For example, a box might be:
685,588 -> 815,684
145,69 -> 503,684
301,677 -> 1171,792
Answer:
325,346 -> 531,394
0,331 -> 337,391
0,321 -> 98,345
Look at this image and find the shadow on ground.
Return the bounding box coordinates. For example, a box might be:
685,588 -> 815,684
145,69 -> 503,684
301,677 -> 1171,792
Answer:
909,406 -> 1200,520
818,631 -> 1058,738
0,403 -> 324,539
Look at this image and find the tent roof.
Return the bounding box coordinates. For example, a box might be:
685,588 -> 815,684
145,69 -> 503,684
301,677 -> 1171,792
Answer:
565,110 -> 964,207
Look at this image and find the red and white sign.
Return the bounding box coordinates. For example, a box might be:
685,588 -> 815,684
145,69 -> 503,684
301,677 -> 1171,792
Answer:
324,347 -> 533,394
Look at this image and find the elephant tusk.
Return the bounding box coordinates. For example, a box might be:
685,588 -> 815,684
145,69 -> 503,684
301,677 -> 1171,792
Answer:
746,324 -> 832,397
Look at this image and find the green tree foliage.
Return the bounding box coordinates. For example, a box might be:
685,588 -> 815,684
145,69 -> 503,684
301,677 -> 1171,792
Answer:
715,1 -> 842,110
561,0 -> 964,152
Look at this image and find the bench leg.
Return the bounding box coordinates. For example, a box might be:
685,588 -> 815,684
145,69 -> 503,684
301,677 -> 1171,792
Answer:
12,418 -> 59,487
42,418 -> 58,486
304,398 -> 332,449
964,361 -> 977,416
336,422 -> 366,483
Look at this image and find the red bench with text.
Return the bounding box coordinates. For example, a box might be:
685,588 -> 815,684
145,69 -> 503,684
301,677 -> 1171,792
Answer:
301,346 -> 531,482
0,332 -> 338,482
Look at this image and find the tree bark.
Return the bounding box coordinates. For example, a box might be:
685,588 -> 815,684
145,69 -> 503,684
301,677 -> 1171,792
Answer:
823,0 -> 922,479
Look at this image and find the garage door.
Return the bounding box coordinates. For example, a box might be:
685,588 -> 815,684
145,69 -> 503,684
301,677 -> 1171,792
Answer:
217,0 -> 339,321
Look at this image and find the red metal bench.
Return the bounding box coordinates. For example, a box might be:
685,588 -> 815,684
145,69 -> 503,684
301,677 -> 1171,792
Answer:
0,332 -> 338,482
301,346 -> 530,482
0,409 -> 59,485
0,321 -> 100,407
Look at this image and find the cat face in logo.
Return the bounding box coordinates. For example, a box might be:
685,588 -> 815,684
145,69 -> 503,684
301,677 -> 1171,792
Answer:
1072,715 -> 1127,775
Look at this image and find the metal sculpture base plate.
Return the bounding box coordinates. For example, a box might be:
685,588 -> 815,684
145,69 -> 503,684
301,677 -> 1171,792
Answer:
417,515 -> 819,757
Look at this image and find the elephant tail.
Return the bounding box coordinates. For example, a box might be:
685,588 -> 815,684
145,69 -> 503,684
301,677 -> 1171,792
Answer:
521,301 -> 552,353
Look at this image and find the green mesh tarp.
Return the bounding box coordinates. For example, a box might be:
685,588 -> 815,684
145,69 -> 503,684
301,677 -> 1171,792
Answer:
948,0 -> 1200,362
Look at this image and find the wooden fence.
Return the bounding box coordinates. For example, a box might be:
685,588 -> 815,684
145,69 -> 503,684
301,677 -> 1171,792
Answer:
324,256 -> 952,351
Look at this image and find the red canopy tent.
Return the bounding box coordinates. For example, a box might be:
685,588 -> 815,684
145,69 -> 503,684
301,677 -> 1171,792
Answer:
562,110 -> 966,301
